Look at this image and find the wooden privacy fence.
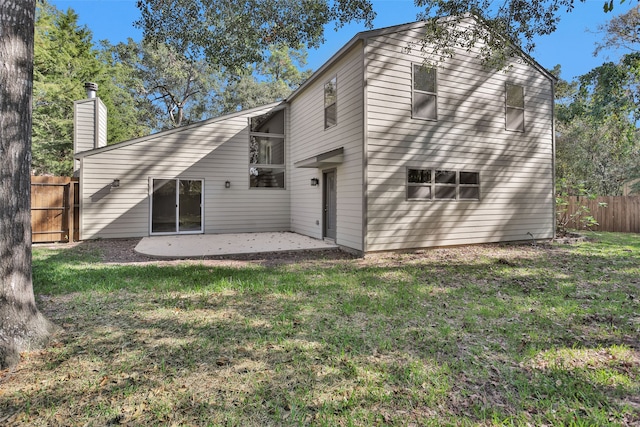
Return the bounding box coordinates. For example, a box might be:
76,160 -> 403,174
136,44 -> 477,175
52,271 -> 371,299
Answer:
563,196 -> 640,233
31,176 -> 79,243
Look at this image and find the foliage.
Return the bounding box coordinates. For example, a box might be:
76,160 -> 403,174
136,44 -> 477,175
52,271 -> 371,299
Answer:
220,44 -> 313,113
554,53 -> 640,195
408,0 -> 634,68
103,39 -> 223,130
32,1 -> 149,176
2,234 -> 638,424
556,178 -> 605,235
135,0 -> 375,71
596,4 -> 640,55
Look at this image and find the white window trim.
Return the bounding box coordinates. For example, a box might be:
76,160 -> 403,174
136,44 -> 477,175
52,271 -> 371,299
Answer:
411,63 -> 437,121
407,168 -> 480,201
248,110 -> 287,190
324,75 -> 337,129
505,82 -> 525,132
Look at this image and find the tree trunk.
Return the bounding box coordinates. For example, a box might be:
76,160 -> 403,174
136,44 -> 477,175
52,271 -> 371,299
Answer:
1,0 -> 58,369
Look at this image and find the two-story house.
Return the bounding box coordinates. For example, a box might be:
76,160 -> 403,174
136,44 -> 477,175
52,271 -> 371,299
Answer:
74,18 -> 556,255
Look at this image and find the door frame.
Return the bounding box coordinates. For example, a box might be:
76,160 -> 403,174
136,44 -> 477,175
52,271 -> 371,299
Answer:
322,169 -> 337,241
149,178 -> 204,235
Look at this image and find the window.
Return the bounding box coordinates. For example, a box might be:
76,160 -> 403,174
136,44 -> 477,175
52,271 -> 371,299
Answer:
324,76 -> 337,128
459,171 -> 481,200
506,83 -> 525,132
407,168 -> 480,201
407,169 -> 432,199
412,64 -> 437,120
434,170 -> 456,199
249,110 -> 285,188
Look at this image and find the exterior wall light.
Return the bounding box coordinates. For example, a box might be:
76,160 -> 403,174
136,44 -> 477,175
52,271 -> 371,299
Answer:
112,179 -> 120,188
310,178 -> 319,186
225,180 -> 231,188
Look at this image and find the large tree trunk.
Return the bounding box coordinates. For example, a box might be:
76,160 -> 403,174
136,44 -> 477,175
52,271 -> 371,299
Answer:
1,0 -> 58,369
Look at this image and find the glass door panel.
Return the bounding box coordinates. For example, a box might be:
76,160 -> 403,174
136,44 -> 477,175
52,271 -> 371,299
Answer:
179,180 -> 202,232
152,179 -> 177,233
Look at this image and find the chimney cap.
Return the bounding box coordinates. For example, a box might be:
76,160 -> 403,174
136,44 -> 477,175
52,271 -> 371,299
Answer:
84,82 -> 98,98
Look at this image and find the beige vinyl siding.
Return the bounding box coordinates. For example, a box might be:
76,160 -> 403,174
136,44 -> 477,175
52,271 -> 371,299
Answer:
79,105 -> 289,240
97,100 -> 107,148
364,22 -> 554,251
74,98 -> 108,174
289,42 -> 365,251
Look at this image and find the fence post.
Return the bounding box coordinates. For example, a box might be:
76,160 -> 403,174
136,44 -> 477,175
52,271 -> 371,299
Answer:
67,181 -> 73,242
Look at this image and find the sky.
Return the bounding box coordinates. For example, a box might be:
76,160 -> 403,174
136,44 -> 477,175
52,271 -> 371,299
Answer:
50,0 -> 637,82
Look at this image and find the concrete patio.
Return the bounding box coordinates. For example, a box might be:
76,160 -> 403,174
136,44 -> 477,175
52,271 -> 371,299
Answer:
134,232 -> 338,258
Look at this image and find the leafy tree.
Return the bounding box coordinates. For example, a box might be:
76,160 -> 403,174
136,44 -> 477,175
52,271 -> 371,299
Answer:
595,4 -> 640,55
1,0 -> 58,370
220,44 -> 313,113
554,3 -> 640,196
32,1 -> 149,176
103,39 -> 222,130
555,56 -> 640,195
135,0 -> 375,69
412,0 -> 637,67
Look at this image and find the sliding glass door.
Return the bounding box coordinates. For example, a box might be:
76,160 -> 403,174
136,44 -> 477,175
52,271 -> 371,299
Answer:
151,179 -> 203,234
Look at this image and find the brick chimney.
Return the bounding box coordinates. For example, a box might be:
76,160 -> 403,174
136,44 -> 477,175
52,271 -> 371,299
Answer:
73,82 -> 107,174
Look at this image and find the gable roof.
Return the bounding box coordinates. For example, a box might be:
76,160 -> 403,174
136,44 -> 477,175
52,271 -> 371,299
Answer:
75,101 -> 284,158
287,16 -> 556,103
76,17 -> 556,159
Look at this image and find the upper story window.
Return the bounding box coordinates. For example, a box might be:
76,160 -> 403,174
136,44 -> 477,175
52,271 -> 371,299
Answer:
412,64 -> 437,121
505,83 -> 525,132
249,109 -> 285,189
407,168 -> 480,201
324,76 -> 337,129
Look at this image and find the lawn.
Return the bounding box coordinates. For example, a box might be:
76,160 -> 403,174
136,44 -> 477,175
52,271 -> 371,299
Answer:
1,232 -> 639,426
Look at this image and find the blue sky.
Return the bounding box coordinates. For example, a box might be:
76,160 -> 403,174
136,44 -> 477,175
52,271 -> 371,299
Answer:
51,0 -> 636,81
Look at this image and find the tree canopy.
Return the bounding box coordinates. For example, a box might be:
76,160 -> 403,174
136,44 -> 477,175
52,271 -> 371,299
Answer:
414,0 -> 638,66
135,0 -> 375,70
555,5 -> 640,196
103,39 -> 222,130
32,0 -> 149,176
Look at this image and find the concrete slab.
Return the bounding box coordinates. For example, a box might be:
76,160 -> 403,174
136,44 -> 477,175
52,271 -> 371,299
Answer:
134,232 -> 338,258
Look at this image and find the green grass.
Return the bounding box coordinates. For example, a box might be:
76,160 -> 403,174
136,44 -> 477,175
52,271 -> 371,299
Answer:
1,232 -> 639,426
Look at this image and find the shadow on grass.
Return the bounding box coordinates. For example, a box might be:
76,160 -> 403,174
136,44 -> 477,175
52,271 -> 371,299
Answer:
6,233 -> 638,425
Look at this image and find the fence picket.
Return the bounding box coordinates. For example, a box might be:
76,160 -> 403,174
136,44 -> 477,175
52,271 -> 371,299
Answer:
563,196 -> 640,233
30,176 -> 79,243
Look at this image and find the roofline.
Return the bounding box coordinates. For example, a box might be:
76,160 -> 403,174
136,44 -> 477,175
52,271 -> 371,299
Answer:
75,101 -> 284,158
465,12 -> 557,83
287,16 -> 556,104
287,21 -> 430,103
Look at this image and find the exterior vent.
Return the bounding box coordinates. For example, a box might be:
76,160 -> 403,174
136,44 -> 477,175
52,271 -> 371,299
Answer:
84,82 -> 98,99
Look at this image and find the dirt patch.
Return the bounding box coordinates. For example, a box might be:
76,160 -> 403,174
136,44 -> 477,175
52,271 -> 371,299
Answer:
34,238 -> 355,267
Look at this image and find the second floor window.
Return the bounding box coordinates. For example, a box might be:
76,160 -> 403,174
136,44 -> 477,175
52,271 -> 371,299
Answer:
324,76 -> 337,129
249,109 -> 286,189
506,83 -> 525,132
412,64 -> 437,121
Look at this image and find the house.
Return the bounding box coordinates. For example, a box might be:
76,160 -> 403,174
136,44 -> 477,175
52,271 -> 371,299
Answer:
74,17 -> 556,255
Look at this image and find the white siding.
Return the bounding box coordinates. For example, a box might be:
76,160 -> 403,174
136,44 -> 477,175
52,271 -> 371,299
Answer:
79,106 -> 290,239
364,23 -> 555,251
289,43 -> 365,252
